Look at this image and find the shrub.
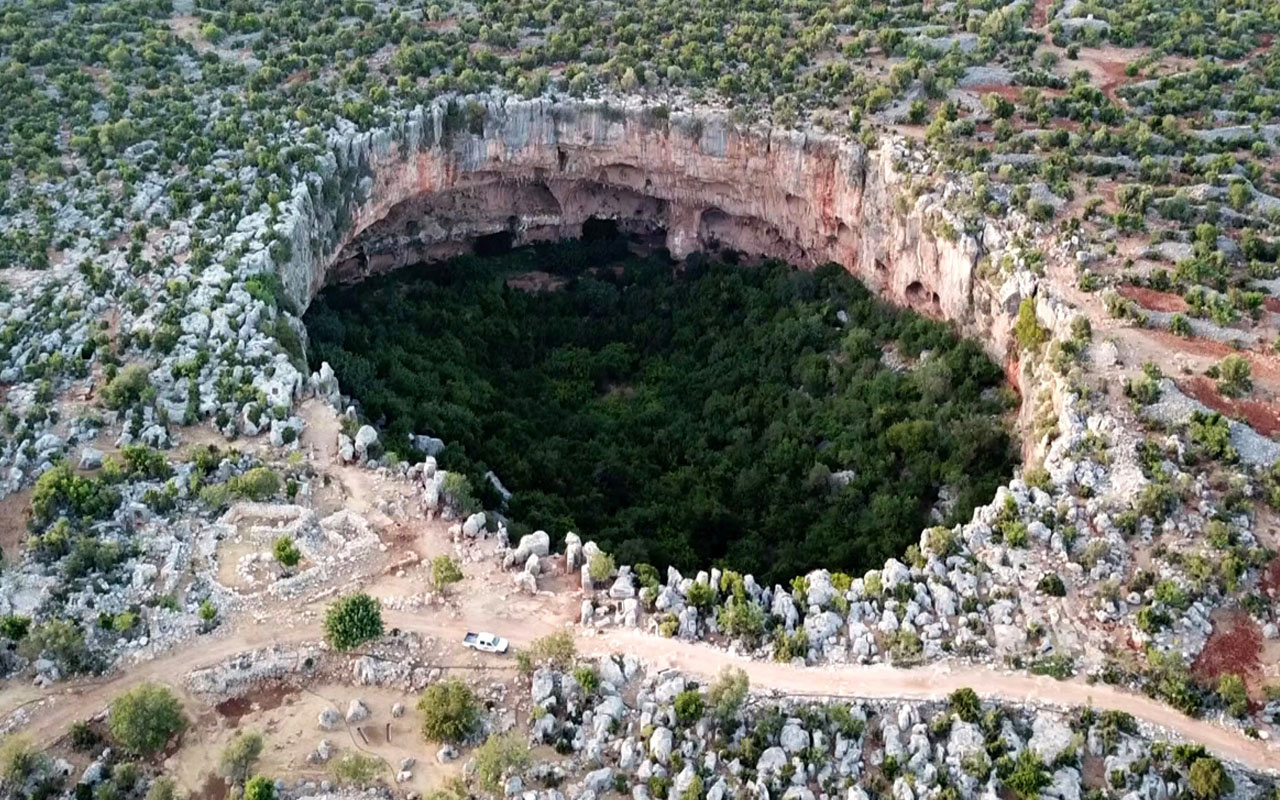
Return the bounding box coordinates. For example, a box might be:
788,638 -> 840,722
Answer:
146,777 -> 180,800
524,631 -> 575,669
109,683 -> 187,755
329,753 -> 383,786
101,364 -> 151,409
1215,355 -> 1252,397
0,735 -> 46,785
1037,573 -> 1067,596
673,689 -> 705,725
324,593 -> 384,651
948,687 -> 981,723
431,554 -> 463,592
228,467 -> 281,501
272,537 -> 300,568
418,679 -> 481,743
20,619 -> 94,674
219,731 -> 264,784
587,551 -> 615,583
1188,756 -> 1230,799
707,667 -> 749,726
686,580 -> 715,610
30,464 -> 121,524
573,666 -> 599,694
1014,298 -> 1047,351
243,776 -> 275,800
1004,747 -> 1050,800
1216,674 -> 1249,717
471,732 -> 530,793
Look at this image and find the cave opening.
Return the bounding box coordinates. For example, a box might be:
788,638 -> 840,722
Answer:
473,231 -> 515,257
304,234 -> 1018,583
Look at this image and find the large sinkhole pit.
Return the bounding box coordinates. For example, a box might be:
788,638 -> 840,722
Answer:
304,237 -> 1017,583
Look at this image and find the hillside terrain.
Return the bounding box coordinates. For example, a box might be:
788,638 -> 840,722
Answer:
2,0 -> 1280,799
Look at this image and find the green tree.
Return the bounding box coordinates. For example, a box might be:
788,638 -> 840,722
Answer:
109,683 -> 187,755
418,679 -> 481,743
324,593 -> 384,651
431,554 -> 463,592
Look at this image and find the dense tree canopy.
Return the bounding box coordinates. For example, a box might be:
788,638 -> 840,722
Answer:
307,240 -> 1015,581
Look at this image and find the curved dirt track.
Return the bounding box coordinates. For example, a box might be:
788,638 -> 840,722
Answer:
8,610 -> 1278,773
584,629 -> 1280,773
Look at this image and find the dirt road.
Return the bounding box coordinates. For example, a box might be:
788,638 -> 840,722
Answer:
8,610 -> 1278,773
582,629 -> 1280,772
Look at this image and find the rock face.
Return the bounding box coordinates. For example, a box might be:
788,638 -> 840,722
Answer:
280,94 -> 1010,358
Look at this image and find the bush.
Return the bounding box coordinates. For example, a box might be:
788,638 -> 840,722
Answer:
948,687 -> 981,723
20,619 -> 94,674
228,467 -> 281,501
1188,756 -> 1229,800
272,537 -> 300,568
146,777 -> 180,800
587,551 -> 615,583
329,753 -> 383,786
524,631 -> 576,669
1216,674 -> 1249,717
431,554 -> 463,592
471,732 -> 530,793
1004,747 -> 1050,800
0,735 -> 46,785
109,683 -> 187,755
673,689 -> 705,725
244,776 -> 275,800
686,580 -> 715,610
1215,355 -> 1252,397
418,679 -> 481,743
219,731 -> 264,784
1014,298 -> 1047,351
1037,573 -> 1067,597
101,364 -> 151,409
324,593 -> 384,651
30,463 -> 121,524
707,667 -> 749,726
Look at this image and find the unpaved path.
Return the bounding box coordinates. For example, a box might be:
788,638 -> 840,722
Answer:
9,610 -> 1279,772
582,630 -> 1280,772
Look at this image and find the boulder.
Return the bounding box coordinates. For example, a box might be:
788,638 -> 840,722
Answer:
780,722 -> 811,754
650,727 -> 674,765
318,708 -> 342,730
346,699 -> 370,723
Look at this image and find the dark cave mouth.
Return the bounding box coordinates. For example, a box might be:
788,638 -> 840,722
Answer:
305,235 -> 1018,583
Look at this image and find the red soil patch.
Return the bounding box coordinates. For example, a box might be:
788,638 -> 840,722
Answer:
1192,610 -> 1262,684
1138,328 -> 1280,387
1177,375 -> 1280,436
1117,285 -> 1188,313
1264,296 -> 1280,314
1031,0 -> 1053,28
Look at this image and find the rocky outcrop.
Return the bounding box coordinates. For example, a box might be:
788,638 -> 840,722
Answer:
277,94 -> 1012,358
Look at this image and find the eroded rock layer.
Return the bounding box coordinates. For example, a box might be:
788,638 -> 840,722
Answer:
278,96 -> 1011,357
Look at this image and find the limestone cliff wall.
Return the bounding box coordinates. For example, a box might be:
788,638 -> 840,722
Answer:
276,95 -> 1010,358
